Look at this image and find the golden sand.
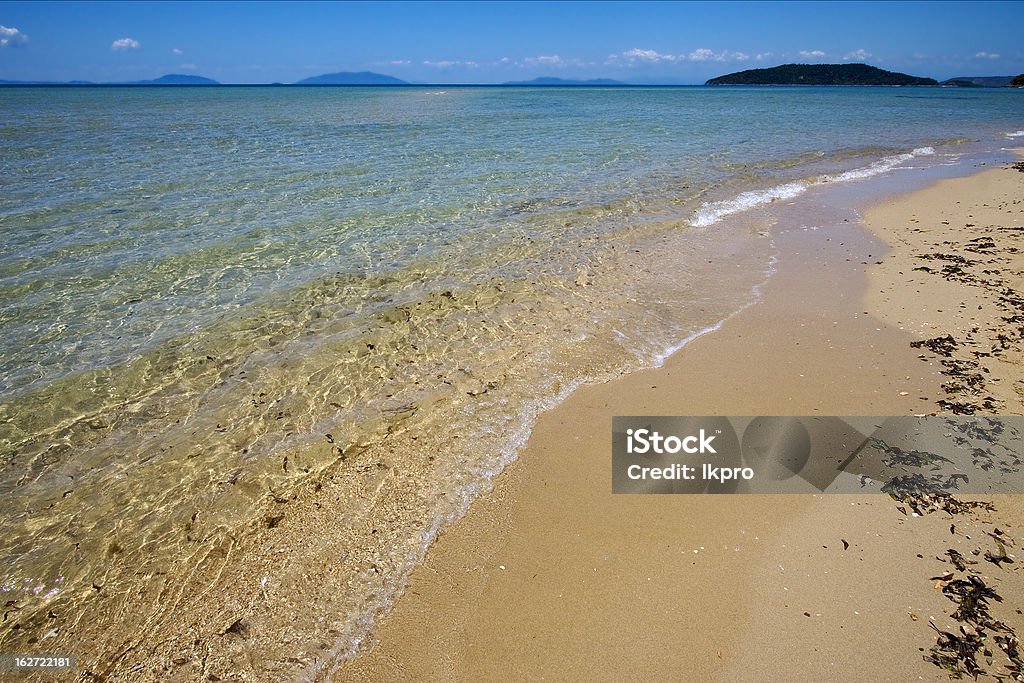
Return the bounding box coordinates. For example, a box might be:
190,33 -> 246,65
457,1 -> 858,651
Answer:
337,159 -> 1024,682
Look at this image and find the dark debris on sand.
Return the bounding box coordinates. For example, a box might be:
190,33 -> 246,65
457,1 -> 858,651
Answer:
927,572 -> 1023,681
908,217 -> 1024,414
904,494 -> 1024,680
884,482 -> 995,516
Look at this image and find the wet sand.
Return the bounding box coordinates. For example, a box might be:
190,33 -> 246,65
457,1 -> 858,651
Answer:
336,159 -> 1024,681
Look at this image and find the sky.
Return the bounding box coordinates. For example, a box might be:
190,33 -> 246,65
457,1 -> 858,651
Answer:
0,1 -> 1021,84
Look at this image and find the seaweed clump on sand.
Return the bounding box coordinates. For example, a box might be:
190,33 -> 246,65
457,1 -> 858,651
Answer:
877,448 -> 973,512
909,334 -> 1001,415
914,495 -> 1024,680
881,473 -> 993,516
911,334 -> 959,356
926,574 -> 1023,680
906,202 -> 1024,414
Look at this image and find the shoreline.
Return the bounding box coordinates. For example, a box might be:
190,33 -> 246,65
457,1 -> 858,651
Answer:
336,157 -> 1024,681
1,84 -> 1022,682
3,146 -> 1021,682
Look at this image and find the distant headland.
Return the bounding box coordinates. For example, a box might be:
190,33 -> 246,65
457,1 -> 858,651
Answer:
706,63 -> 938,86
940,75 -> 1017,88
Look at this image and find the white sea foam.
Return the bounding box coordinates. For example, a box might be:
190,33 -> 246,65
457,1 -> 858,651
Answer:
691,146 -> 937,228
825,153 -> 911,182
691,182 -> 807,228
1006,130 -> 1024,138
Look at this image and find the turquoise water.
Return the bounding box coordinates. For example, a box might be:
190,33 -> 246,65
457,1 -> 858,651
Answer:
2,86 -> 1021,394
0,85 -> 1021,678
2,86 -> 1020,396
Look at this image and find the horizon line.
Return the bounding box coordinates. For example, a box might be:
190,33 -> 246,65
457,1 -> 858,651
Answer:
0,82 -> 999,88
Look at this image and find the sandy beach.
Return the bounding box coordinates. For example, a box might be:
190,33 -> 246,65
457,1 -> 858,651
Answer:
336,158 -> 1024,681
0,136 -> 1020,683
2,9 -> 1022,680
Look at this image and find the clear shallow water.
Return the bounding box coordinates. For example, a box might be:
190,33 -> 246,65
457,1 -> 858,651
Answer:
2,86 -> 1020,395
0,85 -> 1021,677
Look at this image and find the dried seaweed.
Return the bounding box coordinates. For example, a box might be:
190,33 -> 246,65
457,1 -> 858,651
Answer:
912,335 -> 959,357
947,549 -> 971,571
926,622 -> 984,679
881,476 -> 994,514
943,576 -> 1003,625
927,556 -> 1022,679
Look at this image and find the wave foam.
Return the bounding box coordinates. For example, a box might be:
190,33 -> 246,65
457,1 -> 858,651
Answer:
1006,130 -> 1024,138
691,182 -> 807,228
691,146 -> 937,228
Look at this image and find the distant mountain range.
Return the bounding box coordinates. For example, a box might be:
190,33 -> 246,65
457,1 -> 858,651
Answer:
706,63 -> 938,86
0,71 -> 631,86
0,71 -> 406,86
1,67 -> 1018,88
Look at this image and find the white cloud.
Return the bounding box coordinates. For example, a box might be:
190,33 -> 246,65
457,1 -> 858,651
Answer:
0,24 -> 28,47
755,52 -> 774,61
179,63 -> 197,71
524,54 -> 566,67
422,59 -> 483,68
799,50 -> 826,59
844,49 -> 872,62
172,47 -> 183,56
623,48 -> 681,63
688,48 -> 748,62
389,60 -> 411,66
611,47 -> 752,66
975,51 -> 1000,59
111,37 -> 140,50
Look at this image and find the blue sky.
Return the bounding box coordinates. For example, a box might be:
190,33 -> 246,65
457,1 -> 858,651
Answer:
0,1 -> 1021,84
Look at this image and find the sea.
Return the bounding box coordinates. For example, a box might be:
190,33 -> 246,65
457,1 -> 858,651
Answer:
1,85 -> 1021,678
